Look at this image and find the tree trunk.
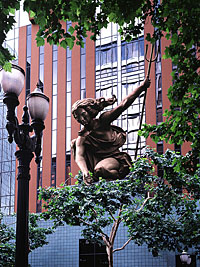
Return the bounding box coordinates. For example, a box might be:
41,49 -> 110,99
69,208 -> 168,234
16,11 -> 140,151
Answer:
106,246 -> 113,267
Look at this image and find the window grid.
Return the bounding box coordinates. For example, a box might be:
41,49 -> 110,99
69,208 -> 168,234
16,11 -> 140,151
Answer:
79,239 -> 108,267
155,38 -> 163,177
96,24 -> 145,159
39,46 -> 44,85
25,24 -> 32,100
3,9 -> 19,63
65,22 -> 72,185
51,45 -> 58,187
0,11 -> 20,215
0,95 -> 16,215
80,39 -> 86,100
172,63 -> 182,154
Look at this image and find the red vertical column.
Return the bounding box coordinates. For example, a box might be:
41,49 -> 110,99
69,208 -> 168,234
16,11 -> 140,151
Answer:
18,27 -> 27,118
42,43 -> 53,189
71,25 -> 81,183
86,33 -> 95,98
56,22 -> 67,186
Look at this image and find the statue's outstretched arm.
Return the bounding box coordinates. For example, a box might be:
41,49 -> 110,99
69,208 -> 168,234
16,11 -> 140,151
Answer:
75,136 -> 89,178
100,77 -> 150,124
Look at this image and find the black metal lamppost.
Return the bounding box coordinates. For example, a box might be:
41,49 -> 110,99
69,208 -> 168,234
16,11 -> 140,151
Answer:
0,64 -> 49,267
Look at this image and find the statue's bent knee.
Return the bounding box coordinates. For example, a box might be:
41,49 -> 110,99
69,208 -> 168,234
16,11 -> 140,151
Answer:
94,166 -> 109,178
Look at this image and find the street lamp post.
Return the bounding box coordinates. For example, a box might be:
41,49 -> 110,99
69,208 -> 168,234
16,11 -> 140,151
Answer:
0,64 -> 49,267
180,251 -> 192,265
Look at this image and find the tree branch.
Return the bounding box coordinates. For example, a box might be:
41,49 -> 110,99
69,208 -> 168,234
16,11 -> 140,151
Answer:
174,212 -> 187,223
92,208 -> 99,224
110,206 -> 123,244
113,237 -> 133,253
78,215 -> 109,247
135,192 -> 152,213
1,221 -> 16,227
108,210 -> 116,222
1,237 -> 13,243
101,233 -> 111,248
78,216 -> 93,226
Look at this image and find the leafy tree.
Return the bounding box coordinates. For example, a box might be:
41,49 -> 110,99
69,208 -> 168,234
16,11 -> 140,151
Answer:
0,0 -> 20,69
0,213 -> 53,267
28,213 -> 54,251
1,2 -> 199,265
139,0 -> 200,166
1,0 -> 199,159
39,149 -> 200,267
0,213 -> 15,266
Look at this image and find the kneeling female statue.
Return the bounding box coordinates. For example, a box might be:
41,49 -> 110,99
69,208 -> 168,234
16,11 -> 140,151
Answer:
71,78 -> 150,185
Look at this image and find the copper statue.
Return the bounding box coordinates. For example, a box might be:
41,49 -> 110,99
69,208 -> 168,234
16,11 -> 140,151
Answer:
71,78 -> 151,185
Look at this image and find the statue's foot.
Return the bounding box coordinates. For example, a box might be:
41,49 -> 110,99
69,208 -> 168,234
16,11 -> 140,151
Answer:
83,175 -> 94,185
83,174 -> 99,185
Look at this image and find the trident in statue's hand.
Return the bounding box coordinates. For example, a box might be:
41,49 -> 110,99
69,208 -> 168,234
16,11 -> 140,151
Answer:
145,43 -> 158,77
134,43 -> 158,160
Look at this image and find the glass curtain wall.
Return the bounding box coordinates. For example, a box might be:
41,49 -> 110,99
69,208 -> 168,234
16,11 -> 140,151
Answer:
155,39 -> 164,177
0,10 -> 21,214
51,45 -> 58,187
95,23 -> 145,159
80,39 -> 86,100
25,24 -> 32,100
3,9 -> 19,63
0,89 -> 16,215
65,22 -> 72,184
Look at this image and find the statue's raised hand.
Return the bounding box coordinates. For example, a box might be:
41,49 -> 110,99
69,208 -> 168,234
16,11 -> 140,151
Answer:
141,77 -> 151,90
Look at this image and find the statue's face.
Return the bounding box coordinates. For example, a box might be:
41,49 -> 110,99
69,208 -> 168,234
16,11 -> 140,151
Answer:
75,107 -> 91,126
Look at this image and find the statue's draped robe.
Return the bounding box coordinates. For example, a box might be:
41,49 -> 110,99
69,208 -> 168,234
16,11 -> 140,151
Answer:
72,124 -> 132,179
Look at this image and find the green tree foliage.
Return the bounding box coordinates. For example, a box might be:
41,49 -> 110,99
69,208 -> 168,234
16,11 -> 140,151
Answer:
140,0 -> 200,165
0,0 -> 21,69
1,0 -> 199,158
39,149 -> 200,267
0,213 -> 53,267
0,213 -> 15,267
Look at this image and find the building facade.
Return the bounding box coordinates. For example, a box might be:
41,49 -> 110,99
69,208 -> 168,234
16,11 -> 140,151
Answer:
0,9 -> 194,267
12,19 -> 191,214
0,2 -> 32,215
15,22 -> 142,212
0,89 -> 16,215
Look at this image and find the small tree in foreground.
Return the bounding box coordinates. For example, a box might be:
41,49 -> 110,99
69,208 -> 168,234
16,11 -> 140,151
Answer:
0,213 -> 53,267
40,149 -> 200,267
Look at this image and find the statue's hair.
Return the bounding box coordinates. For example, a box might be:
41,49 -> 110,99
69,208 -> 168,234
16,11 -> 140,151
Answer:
72,95 -> 117,119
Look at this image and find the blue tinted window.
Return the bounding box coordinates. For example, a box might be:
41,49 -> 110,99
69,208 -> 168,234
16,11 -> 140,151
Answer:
121,43 -> 126,60
127,43 -> 132,59
113,46 -> 117,62
139,39 -> 144,57
101,50 -> 107,65
53,50 -> 58,61
81,54 -> 86,78
95,50 -> 100,66
67,58 -> 71,81
132,41 -> 138,58
27,25 -> 32,35
27,35 -> 31,58
39,64 -> 44,84
53,61 -> 57,84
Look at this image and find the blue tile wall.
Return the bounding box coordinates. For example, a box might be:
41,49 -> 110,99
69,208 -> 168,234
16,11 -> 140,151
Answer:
28,220 -> 200,267
3,216 -> 200,267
